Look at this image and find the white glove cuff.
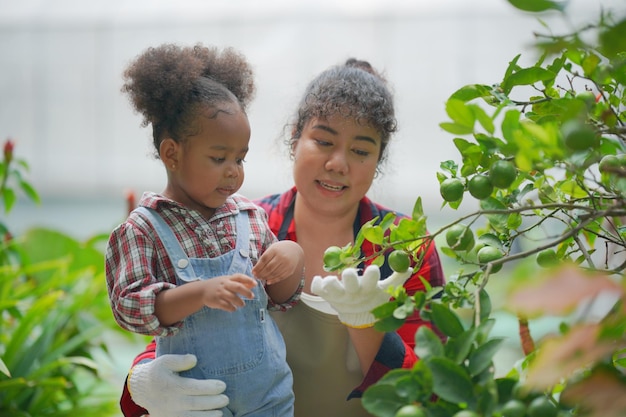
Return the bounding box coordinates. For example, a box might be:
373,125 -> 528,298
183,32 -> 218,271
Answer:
339,312 -> 376,329
127,361 -> 151,406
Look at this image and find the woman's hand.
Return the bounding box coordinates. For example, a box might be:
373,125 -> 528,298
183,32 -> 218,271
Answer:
311,265 -> 413,328
128,354 -> 229,417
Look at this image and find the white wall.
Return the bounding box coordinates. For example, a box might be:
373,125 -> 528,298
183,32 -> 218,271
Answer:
0,0 -> 621,236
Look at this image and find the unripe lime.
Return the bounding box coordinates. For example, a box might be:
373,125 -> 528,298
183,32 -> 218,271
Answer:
561,119 -> 598,151
489,160 -> 517,189
477,246 -> 504,273
500,399 -> 527,417
468,174 -> 494,200
323,246 -> 343,269
388,250 -> 410,273
440,178 -> 464,202
527,396 -> 557,417
599,154 -> 620,174
446,224 -> 475,252
395,404 -> 426,417
536,249 -> 558,268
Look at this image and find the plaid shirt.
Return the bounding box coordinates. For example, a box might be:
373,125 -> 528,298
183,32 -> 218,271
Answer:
105,191 -> 303,337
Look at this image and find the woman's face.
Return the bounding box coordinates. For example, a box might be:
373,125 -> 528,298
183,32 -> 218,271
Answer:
292,113 -> 382,217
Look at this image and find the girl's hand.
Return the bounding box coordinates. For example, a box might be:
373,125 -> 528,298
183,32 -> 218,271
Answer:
200,274 -> 257,311
252,240 -> 304,285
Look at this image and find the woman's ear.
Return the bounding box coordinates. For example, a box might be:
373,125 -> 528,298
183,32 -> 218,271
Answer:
160,138 -> 180,171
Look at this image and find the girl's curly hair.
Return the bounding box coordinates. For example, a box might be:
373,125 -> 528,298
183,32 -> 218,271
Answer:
121,43 -> 255,155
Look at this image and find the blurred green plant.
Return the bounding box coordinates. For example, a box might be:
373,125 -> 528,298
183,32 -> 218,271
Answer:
0,138 -> 127,416
323,1 -> 626,416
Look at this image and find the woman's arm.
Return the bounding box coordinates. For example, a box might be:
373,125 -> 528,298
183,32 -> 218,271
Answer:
347,242 -> 446,397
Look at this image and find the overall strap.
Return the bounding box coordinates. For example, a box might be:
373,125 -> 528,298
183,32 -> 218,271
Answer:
134,206 -> 197,281
234,209 -> 251,255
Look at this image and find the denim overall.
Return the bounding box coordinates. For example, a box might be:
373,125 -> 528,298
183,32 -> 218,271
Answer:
136,207 -> 294,417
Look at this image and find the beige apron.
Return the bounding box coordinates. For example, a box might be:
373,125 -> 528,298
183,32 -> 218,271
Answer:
271,293 -> 371,417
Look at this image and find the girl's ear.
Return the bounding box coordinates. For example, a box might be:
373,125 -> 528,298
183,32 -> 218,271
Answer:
160,138 -> 180,171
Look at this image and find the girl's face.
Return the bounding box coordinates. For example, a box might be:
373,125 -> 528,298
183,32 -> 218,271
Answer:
164,106 -> 250,218
292,113 -> 382,217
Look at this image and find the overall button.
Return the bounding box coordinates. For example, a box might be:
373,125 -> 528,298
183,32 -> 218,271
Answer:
177,259 -> 189,268
239,249 -> 249,257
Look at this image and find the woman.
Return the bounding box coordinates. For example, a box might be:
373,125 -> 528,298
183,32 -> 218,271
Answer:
120,57 -> 445,417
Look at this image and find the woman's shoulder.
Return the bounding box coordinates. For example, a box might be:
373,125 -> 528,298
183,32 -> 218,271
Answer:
253,187 -> 296,213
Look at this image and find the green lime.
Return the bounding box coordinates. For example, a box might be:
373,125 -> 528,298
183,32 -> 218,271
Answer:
489,160 -> 517,189
527,396 -> 557,417
500,399 -> 527,417
395,404 -> 426,417
322,246 -> 343,270
389,250 -> 410,273
446,224 -> 475,252
536,249 -> 558,268
440,177 -> 464,202
599,154 -> 620,174
468,174 -> 494,200
561,119 -> 598,151
477,246 -> 504,273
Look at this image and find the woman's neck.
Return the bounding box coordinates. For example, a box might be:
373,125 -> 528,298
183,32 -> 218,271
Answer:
293,192 -> 359,292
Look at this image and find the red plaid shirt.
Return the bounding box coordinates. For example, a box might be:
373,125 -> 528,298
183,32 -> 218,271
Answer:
106,191 -> 302,337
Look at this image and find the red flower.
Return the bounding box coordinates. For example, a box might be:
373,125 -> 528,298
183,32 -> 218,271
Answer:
3,138 -> 14,164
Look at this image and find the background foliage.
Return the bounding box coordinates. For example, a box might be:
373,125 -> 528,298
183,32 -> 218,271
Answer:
0,139 -> 134,416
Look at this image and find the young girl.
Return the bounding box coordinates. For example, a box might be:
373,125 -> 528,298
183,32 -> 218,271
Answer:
105,43 -> 304,417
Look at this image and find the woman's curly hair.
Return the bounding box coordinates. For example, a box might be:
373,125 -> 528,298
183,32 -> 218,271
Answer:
287,58 -> 397,164
121,43 -> 255,155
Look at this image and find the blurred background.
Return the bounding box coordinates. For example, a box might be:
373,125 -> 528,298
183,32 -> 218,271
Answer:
4,0 -> 621,239
1,0 -> 622,410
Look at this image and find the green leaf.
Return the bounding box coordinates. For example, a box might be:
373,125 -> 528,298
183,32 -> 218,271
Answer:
480,198 -> 509,233
0,357 -> 10,377
426,356 -> 476,407
502,110 -> 521,143
599,18 -> 626,59
450,84 -> 492,102
414,326 -> 445,360
468,338 -> 505,376
411,197 -> 424,221
19,180 -> 41,204
506,0 -> 566,13
2,187 -> 16,213
501,67 -> 556,93
479,289 -> 492,322
440,122 -> 475,135
445,99 -> 476,128
362,225 -> 384,245
362,369 -> 415,416
470,104 -> 495,134
431,302 -> 465,337
445,327 -> 477,364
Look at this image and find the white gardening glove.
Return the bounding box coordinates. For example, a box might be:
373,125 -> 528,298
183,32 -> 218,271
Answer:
311,265 -> 413,328
128,354 -> 229,417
